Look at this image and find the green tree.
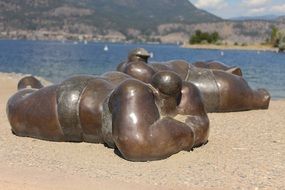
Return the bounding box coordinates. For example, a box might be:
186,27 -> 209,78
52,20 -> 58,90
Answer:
195,30 -> 202,36
211,32 -> 220,43
277,30 -> 285,52
189,30 -> 221,45
271,26 -> 279,47
268,26 -> 285,51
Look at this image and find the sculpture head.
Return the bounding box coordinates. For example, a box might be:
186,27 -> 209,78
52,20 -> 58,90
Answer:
151,71 -> 182,96
150,71 -> 182,116
128,48 -> 150,62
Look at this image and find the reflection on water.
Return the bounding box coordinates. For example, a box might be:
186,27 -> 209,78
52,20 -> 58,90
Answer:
0,40 -> 284,99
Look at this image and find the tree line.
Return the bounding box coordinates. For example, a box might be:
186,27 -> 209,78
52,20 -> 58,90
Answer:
189,30 -> 221,45
270,26 -> 285,52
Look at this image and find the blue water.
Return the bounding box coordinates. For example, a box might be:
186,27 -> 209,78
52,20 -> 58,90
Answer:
0,40 -> 284,99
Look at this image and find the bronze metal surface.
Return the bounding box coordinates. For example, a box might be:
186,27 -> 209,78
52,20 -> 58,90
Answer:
7,72 -> 210,161
7,86 -> 64,141
56,75 -> 96,141
193,61 -> 243,76
79,78 -> 114,143
108,79 -> 202,161
17,76 -> 44,90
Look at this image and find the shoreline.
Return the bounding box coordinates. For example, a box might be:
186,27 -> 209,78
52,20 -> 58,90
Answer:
0,39 -> 282,52
182,44 -> 279,52
0,72 -> 52,86
1,71 -> 284,100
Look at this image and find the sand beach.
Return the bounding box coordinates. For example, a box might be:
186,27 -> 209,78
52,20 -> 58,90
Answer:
0,73 -> 284,189
182,44 -> 279,52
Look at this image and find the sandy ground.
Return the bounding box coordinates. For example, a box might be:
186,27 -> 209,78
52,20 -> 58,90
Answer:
0,72 -> 284,190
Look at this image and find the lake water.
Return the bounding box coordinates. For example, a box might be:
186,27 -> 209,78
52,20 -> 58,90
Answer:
0,40 -> 284,99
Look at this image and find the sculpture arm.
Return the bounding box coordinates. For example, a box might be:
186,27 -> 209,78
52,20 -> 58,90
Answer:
108,79 -> 194,161
177,81 -> 210,147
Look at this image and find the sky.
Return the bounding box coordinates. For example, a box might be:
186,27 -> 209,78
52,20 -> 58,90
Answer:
189,0 -> 285,18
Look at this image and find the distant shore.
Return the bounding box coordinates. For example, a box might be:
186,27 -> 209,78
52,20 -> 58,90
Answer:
0,39 -> 280,52
182,44 -> 279,52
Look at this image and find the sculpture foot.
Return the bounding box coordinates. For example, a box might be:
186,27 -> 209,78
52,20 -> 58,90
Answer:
192,140 -> 209,149
227,67 -> 242,76
17,76 -> 43,90
253,89 -> 271,110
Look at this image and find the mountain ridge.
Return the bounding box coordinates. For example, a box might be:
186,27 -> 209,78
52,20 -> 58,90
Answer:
229,14 -> 285,21
0,0 -> 221,36
0,0 -> 285,44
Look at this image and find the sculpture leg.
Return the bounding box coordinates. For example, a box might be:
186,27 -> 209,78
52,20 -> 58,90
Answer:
213,71 -> 270,112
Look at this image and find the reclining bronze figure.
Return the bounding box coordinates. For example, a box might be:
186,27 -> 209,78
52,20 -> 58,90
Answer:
117,48 -> 270,112
7,71 -> 209,162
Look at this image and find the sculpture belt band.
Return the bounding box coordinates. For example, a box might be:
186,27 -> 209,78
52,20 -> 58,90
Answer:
185,66 -> 220,112
56,76 -> 94,141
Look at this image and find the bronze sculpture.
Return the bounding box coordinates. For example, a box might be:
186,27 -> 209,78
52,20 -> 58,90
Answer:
7,71 -> 209,162
117,48 -> 270,112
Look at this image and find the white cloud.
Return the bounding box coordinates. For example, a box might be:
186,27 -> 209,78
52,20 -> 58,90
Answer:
247,3 -> 285,15
271,4 -> 285,13
194,0 -> 228,9
190,0 -> 285,18
243,0 -> 271,7
249,7 -> 266,14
